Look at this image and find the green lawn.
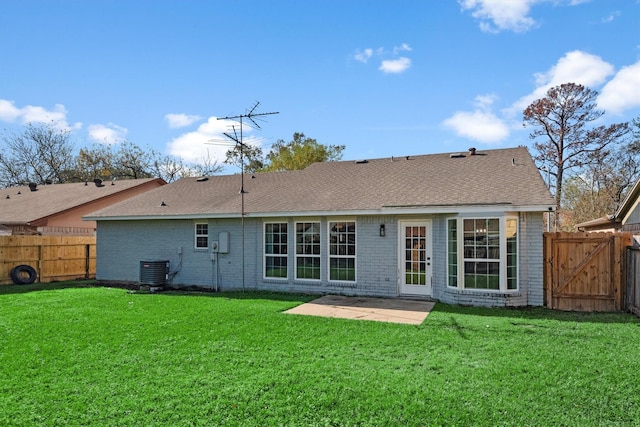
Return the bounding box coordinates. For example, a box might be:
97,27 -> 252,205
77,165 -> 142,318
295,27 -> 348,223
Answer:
1,282 -> 639,426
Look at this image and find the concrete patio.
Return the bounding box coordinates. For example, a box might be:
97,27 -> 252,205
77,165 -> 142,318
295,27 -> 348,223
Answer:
284,295 -> 435,325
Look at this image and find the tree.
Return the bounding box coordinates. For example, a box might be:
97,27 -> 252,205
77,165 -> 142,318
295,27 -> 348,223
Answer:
263,132 -> 345,172
224,143 -> 265,174
0,124 -> 226,188
0,122 -> 76,187
77,141 -> 223,183
74,144 -> 116,182
223,132 -> 344,173
523,83 -> 630,230
153,150 -> 223,183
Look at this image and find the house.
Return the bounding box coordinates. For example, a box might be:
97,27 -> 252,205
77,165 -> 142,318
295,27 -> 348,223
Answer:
576,177 -> 640,244
0,178 -> 166,235
85,147 -> 555,307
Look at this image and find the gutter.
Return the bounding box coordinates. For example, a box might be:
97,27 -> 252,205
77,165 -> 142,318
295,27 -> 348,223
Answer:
84,203 -> 556,222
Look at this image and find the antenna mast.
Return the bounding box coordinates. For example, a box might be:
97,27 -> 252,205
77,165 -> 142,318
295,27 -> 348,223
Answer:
216,102 -> 279,292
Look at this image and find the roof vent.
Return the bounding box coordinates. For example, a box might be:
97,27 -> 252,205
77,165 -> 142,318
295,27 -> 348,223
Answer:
355,159 -> 368,164
450,153 -> 466,158
196,177 -> 209,182
28,182 -> 38,192
45,179 -> 52,185
94,178 -> 104,187
468,147 -> 477,156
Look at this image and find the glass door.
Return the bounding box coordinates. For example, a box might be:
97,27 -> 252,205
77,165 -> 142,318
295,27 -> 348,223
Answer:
400,221 -> 432,296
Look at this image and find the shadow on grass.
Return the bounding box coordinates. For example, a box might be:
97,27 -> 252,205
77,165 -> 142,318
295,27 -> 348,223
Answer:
431,302 -> 640,324
0,280 -> 97,295
0,279 -> 315,304
2,280 -> 637,324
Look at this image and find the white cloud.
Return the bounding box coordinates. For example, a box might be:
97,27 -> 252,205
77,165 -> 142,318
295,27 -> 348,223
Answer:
354,44 -> 413,73
0,99 -> 81,130
601,10 -> 620,23
443,110 -> 510,143
166,116 -> 263,165
533,50 -> 614,88
0,99 -> 21,122
443,94 -> 509,143
509,50 -> 614,114
393,43 -> 412,54
379,57 -> 412,74
474,94 -> 498,110
598,61 -> 640,115
165,113 -> 203,129
88,123 -> 128,144
459,0 -> 538,33
354,48 -> 373,63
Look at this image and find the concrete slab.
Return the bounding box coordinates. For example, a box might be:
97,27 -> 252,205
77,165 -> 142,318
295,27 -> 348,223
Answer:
284,295 -> 435,325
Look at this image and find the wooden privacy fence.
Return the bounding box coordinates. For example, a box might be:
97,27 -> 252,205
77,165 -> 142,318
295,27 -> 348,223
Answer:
627,247 -> 640,317
0,235 -> 96,285
544,232 -> 633,312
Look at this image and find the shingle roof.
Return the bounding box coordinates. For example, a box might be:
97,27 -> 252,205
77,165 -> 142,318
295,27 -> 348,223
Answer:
86,147 -> 555,220
0,178 -> 165,224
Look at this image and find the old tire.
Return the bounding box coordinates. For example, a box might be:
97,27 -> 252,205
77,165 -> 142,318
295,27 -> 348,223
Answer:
10,265 -> 37,285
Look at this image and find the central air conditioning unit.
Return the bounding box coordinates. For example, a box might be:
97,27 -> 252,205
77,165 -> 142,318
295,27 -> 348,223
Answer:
139,260 -> 169,286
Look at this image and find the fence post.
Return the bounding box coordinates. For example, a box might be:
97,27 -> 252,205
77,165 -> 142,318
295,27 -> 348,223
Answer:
37,242 -> 43,283
85,244 -> 90,279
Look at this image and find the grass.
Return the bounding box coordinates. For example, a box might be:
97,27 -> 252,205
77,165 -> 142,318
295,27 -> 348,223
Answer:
1,282 -> 640,426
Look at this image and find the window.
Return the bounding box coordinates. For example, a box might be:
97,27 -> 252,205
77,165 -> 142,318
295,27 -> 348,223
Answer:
447,218 -> 458,287
506,218 -> 518,290
463,218 -> 500,289
264,223 -> 288,279
447,217 -> 518,291
296,222 -> 320,280
329,221 -> 356,282
195,223 -> 208,249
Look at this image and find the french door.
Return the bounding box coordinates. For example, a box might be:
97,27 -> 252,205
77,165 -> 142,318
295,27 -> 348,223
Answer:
399,220 -> 432,296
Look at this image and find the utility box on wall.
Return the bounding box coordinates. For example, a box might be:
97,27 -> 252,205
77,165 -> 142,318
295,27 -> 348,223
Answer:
218,232 -> 229,253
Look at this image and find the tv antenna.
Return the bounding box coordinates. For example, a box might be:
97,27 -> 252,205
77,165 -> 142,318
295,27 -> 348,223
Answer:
207,101 -> 279,292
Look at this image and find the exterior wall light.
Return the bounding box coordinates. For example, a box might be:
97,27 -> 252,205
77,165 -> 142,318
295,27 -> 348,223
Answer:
380,224 -> 385,237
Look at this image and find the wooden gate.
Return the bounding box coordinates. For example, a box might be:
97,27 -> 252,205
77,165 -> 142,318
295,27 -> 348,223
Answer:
544,232 -> 633,311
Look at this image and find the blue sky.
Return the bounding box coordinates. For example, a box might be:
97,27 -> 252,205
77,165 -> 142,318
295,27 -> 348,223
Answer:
1,0 -> 639,173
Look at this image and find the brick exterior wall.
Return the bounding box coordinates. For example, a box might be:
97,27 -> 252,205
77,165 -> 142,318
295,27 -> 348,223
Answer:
96,212 -> 546,306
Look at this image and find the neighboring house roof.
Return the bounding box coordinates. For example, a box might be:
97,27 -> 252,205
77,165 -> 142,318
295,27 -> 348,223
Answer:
86,147 -> 555,221
1,178 -> 166,226
576,177 -> 640,232
575,215 -> 617,231
615,177 -> 640,225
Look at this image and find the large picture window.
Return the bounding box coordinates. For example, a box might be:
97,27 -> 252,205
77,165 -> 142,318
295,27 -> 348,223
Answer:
264,223 -> 288,279
195,223 -> 208,249
296,222 -> 320,280
329,221 -> 356,282
447,216 -> 518,291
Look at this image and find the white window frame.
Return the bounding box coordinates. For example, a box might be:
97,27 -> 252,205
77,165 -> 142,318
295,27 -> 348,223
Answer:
194,222 -> 208,250
263,222 -> 288,280
295,221 -> 321,281
328,220 -> 357,283
446,215 -> 518,292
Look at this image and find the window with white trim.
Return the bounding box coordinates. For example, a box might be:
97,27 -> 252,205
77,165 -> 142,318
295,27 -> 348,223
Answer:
447,216 -> 518,291
195,223 -> 208,249
328,221 -> 356,282
264,222 -> 288,279
296,222 -> 320,280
